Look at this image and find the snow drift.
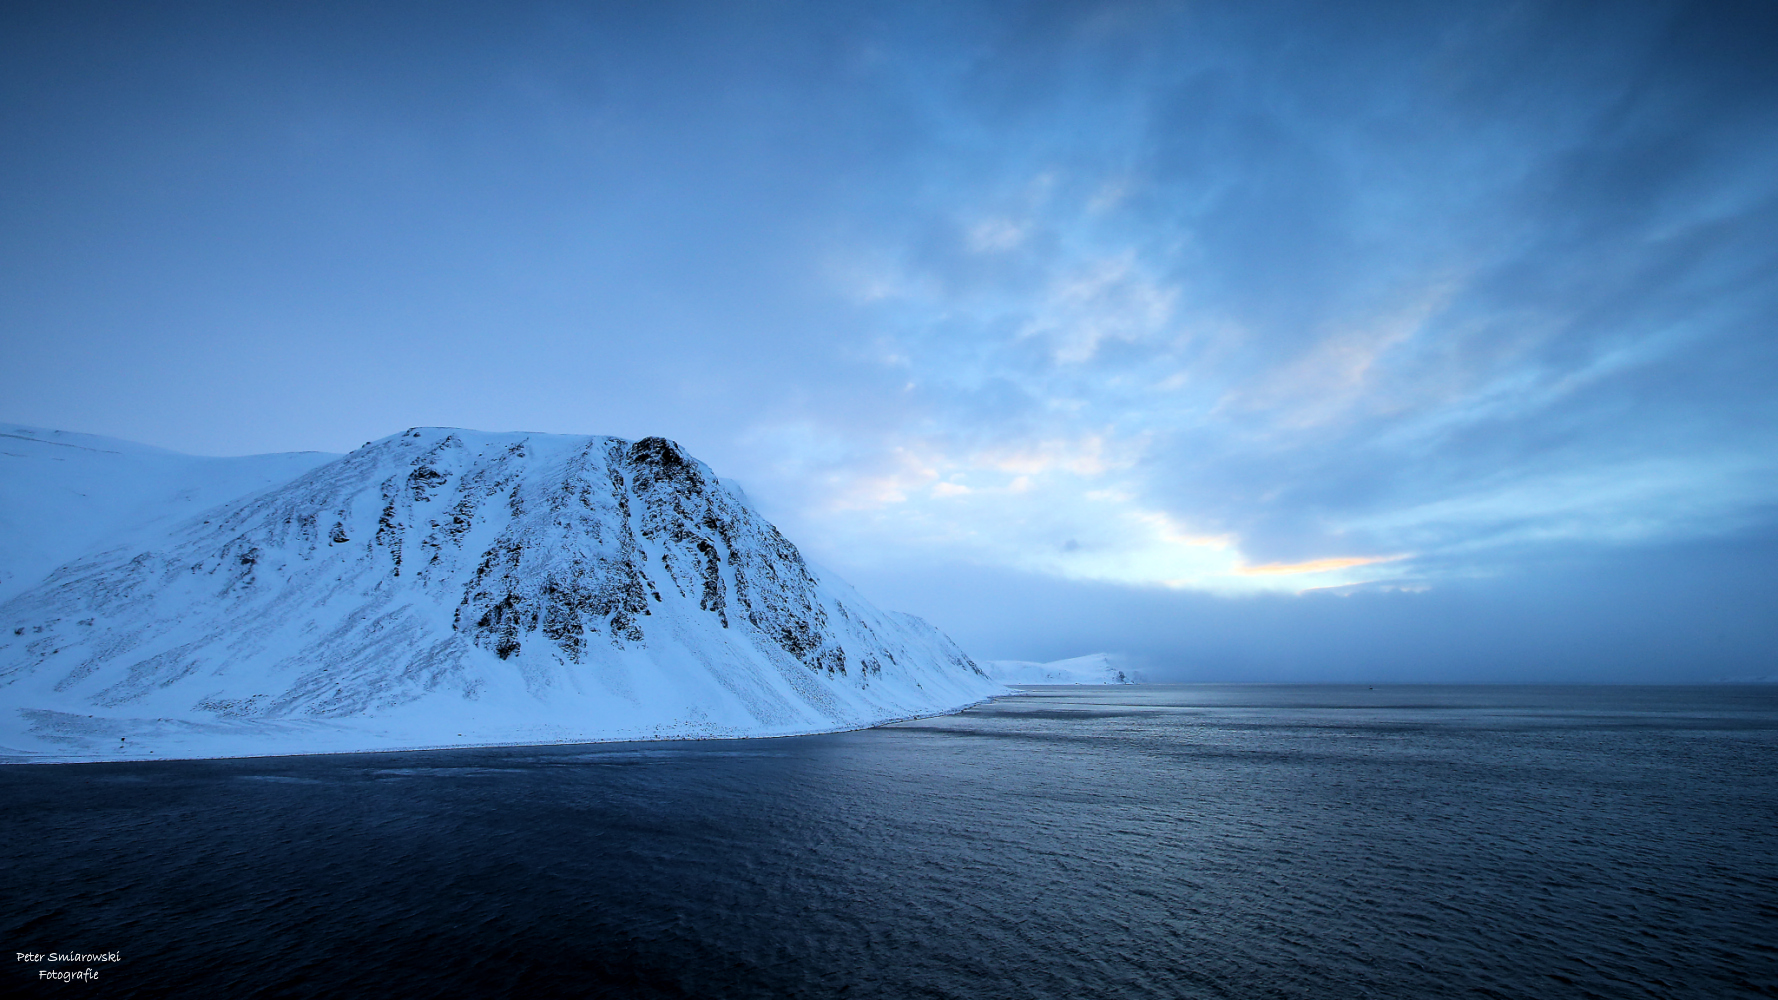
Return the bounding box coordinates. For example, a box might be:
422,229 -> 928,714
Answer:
0,427 -> 1002,761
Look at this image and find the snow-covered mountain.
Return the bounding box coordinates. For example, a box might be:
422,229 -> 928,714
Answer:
982,653 -> 1135,685
0,428 -> 1001,761
0,426 -> 335,605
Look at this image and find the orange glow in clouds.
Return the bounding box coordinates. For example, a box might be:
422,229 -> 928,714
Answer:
1234,554 -> 1408,576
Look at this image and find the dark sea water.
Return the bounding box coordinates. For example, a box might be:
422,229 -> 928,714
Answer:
4,685 -> 1776,999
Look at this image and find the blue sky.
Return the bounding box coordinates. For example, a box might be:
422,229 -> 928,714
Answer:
4,1 -> 1775,679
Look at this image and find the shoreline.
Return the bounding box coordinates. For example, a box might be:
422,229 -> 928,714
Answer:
0,694 -> 1008,768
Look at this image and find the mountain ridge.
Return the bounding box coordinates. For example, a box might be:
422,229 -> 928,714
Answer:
0,427 -> 1002,761
0,423 -> 337,604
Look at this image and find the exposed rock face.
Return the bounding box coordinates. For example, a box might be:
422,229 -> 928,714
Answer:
0,429 -> 998,760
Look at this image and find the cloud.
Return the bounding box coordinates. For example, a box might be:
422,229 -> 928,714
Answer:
1017,251 -> 1178,364
1235,555 -> 1407,577
844,531 -> 1778,683
760,0 -> 1778,609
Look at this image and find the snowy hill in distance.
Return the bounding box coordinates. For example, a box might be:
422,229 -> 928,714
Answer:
0,427 -> 1001,761
0,426 -> 336,605
983,653 -> 1136,685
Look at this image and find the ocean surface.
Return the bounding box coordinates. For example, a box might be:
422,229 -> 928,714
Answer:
4,685 -> 1775,999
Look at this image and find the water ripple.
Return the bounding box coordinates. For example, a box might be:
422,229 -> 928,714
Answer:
3,685 -> 1775,998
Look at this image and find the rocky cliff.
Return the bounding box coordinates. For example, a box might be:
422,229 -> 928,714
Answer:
0,428 -> 999,760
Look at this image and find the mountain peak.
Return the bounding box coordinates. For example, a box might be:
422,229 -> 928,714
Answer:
0,429 -> 1000,761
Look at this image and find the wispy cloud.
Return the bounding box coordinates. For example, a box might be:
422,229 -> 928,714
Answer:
750,0 -> 1778,603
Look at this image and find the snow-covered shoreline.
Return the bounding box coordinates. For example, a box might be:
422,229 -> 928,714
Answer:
0,694 -> 1006,766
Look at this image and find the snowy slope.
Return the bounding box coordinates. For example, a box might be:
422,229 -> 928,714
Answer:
0,428 -> 1002,761
983,653 -> 1135,685
0,425 -> 335,604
